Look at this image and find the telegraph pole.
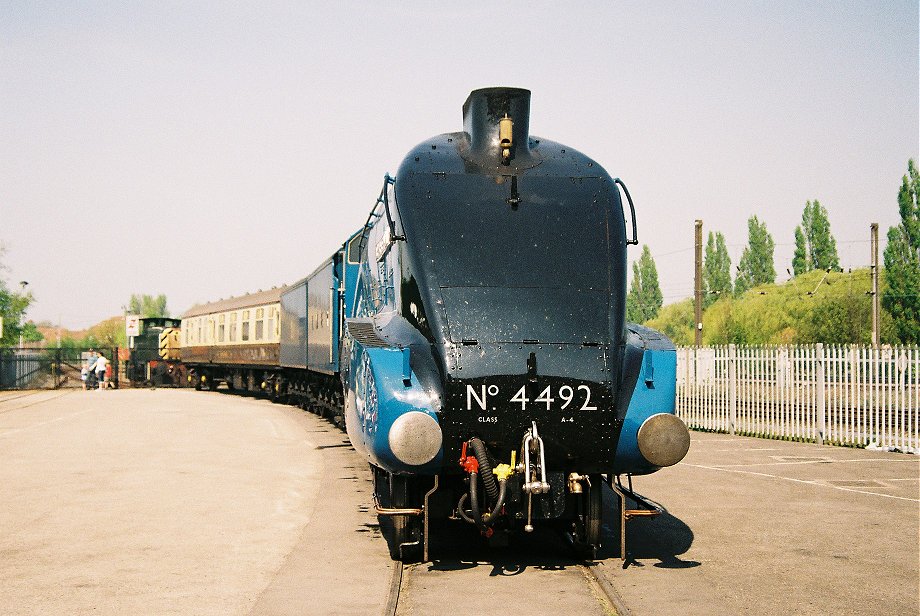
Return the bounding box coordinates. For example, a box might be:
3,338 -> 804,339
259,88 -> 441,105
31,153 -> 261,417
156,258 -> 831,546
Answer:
870,222 -> 879,346
695,220 -> 703,346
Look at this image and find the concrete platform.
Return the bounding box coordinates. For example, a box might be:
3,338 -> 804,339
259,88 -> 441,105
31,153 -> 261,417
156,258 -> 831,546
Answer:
1,390 -> 916,615
598,432 -> 919,615
0,389 -> 392,616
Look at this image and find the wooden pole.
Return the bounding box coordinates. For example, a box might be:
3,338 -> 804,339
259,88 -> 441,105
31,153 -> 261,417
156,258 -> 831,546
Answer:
870,223 -> 879,347
695,220 -> 703,346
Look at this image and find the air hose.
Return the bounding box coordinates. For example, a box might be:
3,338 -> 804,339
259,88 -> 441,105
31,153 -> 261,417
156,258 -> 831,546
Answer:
489,479 -> 508,520
469,470 -> 486,531
458,478 -> 507,528
456,493 -> 475,524
469,437 -> 499,502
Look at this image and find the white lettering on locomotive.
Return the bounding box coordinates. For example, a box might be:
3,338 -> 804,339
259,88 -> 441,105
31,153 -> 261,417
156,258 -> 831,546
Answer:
465,384 -> 598,411
466,384 -> 500,410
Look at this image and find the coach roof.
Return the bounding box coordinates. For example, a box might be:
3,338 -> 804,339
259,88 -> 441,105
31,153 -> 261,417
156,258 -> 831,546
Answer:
182,286 -> 288,319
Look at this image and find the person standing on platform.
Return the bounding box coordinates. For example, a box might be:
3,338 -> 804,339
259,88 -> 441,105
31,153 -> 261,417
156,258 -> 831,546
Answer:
85,350 -> 97,390
90,353 -> 108,391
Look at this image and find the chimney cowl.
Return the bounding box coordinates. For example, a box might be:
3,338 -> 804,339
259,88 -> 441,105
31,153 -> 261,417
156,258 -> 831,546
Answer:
461,87 -> 539,170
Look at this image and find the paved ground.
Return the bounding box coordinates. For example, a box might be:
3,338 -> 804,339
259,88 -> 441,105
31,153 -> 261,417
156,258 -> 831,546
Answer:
396,521 -> 612,616
598,432 -> 919,615
1,389 -> 917,615
0,389 -> 391,616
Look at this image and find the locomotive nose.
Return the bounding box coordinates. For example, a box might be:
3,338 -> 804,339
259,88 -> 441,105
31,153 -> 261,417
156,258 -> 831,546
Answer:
636,413 -> 691,467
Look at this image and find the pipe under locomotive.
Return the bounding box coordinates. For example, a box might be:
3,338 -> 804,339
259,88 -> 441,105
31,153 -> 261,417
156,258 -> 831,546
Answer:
180,87 -> 690,562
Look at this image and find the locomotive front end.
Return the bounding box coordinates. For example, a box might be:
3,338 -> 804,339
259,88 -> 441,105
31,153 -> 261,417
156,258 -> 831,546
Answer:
343,88 -> 688,561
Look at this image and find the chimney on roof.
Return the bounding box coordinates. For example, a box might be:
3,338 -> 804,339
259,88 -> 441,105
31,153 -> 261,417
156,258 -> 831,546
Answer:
461,87 -> 537,170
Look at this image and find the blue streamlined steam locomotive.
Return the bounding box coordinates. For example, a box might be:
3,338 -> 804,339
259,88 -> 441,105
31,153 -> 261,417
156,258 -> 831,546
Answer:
181,87 -> 690,562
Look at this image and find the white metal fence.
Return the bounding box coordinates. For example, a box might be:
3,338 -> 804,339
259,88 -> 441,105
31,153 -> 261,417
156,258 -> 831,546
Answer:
676,344 -> 919,454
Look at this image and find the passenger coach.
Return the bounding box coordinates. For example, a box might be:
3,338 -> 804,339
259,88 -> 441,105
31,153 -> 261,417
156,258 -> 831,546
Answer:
181,288 -> 285,391
180,228 -> 366,410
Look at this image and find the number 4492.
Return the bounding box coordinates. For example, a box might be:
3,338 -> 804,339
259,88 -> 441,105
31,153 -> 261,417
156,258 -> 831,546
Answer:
466,384 -> 597,411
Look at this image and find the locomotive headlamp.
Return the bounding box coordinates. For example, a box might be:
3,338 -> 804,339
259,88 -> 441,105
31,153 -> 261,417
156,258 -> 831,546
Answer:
637,413 -> 691,467
499,114 -> 513,163
389,411 -> 442,466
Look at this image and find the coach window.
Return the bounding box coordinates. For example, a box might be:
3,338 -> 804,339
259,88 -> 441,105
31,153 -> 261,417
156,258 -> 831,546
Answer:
255,308 -> 264,341
197,319 -> 203,345
266,308 -> 275,342
218,314 -> 225,343
242,310 -> 250,341
229,312 -> 237,342
208,318 -> 215,344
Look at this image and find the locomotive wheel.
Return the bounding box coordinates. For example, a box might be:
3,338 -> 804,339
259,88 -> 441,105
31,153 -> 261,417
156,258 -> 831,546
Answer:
572,473 -> 603,560
375,469 -> 422,562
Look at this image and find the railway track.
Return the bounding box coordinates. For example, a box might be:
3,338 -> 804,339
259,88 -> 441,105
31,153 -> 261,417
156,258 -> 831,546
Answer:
212,389 -> 640,614
0,389 -> 73,414
581,563 -> 632,616
382,553 -> 630,616
219,391 -> 636,615
0,390 -> 46,404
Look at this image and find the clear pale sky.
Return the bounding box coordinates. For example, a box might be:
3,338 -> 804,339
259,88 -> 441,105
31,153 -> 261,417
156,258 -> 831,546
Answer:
2,1 -> 917,330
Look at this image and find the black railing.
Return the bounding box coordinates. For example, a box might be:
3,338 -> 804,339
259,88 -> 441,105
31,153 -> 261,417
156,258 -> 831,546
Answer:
0,347 -> 120,390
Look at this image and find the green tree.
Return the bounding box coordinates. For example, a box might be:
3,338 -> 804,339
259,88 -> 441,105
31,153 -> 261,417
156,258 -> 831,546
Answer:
882,159 -> 920,343
626,245 -> 663,323
0,245 -> 42,346
645,298 -> 694,345
128,293 -> 169,318
792,199 -> 840,275
653,268 -> 895,346
703,231 -> 732,307
800,294 -> 874,344
792,226 -> 808,276
735,216 -> 776,295
84,317 -> 128,347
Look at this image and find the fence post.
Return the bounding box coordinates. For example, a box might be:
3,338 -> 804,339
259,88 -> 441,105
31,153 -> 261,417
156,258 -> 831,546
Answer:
113,347 -> 120,389
728,344 -> 737,435
898,349 -> 907,452
816,343 -> 826,445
